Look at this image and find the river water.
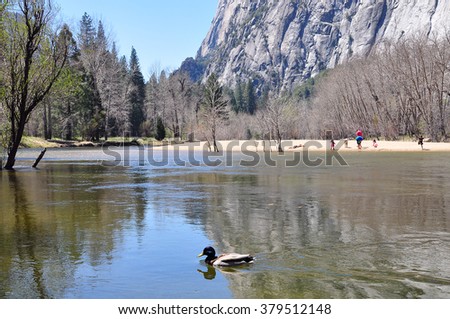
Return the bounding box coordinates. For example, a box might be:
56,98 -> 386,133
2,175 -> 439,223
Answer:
1,146 -> 449,298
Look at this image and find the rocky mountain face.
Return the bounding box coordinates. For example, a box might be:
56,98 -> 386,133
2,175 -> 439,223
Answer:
183,0 -> 450,93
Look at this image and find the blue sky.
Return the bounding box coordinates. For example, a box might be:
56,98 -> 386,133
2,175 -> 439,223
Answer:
55,0 -> 218,79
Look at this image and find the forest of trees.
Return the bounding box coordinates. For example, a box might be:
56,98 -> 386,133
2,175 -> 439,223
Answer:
1,0 -> 450,168
311,34 -> 450,142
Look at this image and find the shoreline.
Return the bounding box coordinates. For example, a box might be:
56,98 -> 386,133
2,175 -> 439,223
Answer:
17,137 -> 450,153
159,139 -> 450,153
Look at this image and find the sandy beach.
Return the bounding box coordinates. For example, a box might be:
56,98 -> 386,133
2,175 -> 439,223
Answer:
164,139 -> 450,152
286,139 -> 450,152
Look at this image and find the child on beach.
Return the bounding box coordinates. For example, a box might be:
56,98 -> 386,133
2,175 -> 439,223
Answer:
356,136 -> 363,149
373,139 -> 378,148
356,129 -> 363,150
418,135 -> 424,150
356,130 -> 364,150
330,139 -> 335,150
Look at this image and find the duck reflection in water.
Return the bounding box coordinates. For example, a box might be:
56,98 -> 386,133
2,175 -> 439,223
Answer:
197,264 -> 242,280
197,265 -> 217,280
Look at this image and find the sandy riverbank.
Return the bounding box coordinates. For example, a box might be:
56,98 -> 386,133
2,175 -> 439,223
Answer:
18,136 -> 450,152
161,139 -> 450,152
286,139 -> 450,152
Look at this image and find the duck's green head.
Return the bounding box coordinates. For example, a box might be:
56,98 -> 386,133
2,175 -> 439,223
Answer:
198,246 -> 216,258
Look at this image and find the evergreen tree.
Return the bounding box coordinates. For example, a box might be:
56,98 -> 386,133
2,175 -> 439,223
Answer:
96,20 -> 106,50
227,87 -> 237,113
234,81 -> 244,113
78,12 -> 95,49
155,116 -> 165,141
77,13 -> 105,141
245,79 -> 257,115
128,47 -> 145,136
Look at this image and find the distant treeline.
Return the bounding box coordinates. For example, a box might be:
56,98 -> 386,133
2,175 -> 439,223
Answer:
310,33 -> 450,141
23,26 -> 450,144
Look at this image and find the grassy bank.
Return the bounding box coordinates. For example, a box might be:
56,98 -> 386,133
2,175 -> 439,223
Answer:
18,136 -> 183,148
20,136 -> 61,148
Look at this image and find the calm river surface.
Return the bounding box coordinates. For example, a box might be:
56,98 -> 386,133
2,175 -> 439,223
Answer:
1,146 -> 450,298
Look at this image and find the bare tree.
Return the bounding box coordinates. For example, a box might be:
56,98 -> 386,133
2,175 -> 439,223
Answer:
1,0 -> 69,169
165,72 -> 198,140
256,98 -> 298,152
199,74 -> 229,152
102,44 -> 131,139
312,32 -> 450,142
143,72 -> 159,136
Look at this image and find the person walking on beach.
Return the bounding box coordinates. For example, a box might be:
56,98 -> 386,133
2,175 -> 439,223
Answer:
373,139 -> 378,148
330,139 -> 335,151
418,135 -> 424,150
356,129 -> 363,150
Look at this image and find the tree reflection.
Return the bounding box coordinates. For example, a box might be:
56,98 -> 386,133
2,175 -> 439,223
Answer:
1,152 -> 449,298
0,165 -> 147,298
6,172 -> 51,298
167,161 -> 450,298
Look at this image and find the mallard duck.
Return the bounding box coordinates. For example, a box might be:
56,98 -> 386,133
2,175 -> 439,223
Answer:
198,246 -> 254,267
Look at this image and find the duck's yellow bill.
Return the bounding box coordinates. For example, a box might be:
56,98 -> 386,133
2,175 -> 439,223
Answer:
197,252 -> 204,257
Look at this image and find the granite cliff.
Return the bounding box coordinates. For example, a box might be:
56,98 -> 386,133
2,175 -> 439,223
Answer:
182,0 -> 450,93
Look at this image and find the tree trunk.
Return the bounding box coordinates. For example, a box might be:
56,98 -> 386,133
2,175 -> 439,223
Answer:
174,109 -> 180,138
4,118 -> 26,170
65,100 -> 73,141
277,140 -> 283,152
104,110 -> 109,141
32,148 -> 47,168
47,102 -> 52,140
43,103 -> 49,139
212,124 -> 219,152
276,127 -> 283,153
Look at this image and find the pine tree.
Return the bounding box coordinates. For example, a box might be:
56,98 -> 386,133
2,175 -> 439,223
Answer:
77,13 -> 104,141
79,12 -> 95,49
128,47 -> 146,137
227,88 -> 238,113
245,79 -> 257,115
96,20 -> 106,50
234,81 -> 244,113
155,116 -> 166,141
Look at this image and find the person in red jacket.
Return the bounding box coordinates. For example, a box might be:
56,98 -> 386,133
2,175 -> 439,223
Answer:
356,129 -> 363,150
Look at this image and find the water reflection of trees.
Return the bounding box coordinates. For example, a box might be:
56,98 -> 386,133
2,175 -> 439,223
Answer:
167,163 -> 450,298
1,172 -> 71,298
2,154 -> 449,298
0,166 -> 144,298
